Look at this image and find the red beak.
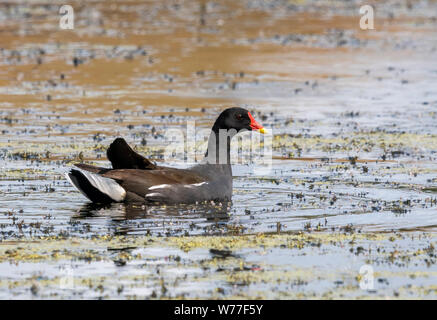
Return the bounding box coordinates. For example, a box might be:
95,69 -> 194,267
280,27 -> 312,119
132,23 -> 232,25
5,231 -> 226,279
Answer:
248,112 -> 266,134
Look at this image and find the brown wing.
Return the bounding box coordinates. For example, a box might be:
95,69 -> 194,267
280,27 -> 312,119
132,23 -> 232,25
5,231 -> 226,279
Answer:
101,167 -> 207,198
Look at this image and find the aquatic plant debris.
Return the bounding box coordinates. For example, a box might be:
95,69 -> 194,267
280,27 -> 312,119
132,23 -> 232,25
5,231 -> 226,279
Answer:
0,231 -> 436,299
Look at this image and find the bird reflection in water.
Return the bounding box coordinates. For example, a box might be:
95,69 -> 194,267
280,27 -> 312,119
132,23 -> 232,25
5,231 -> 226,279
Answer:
72,201 -> 232,236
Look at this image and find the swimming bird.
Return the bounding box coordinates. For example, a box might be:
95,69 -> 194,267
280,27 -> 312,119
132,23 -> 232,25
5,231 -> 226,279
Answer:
65,107 -> 265,204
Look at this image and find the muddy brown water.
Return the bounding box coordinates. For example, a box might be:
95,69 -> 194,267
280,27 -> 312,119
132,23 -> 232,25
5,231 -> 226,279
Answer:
0,0 -> 437,299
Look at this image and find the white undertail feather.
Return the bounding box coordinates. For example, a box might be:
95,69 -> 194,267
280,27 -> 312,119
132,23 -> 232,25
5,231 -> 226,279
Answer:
65,169 -> 126,202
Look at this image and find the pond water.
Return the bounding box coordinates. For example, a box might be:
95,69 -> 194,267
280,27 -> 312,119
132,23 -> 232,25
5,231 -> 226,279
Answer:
0,0 -> 437,299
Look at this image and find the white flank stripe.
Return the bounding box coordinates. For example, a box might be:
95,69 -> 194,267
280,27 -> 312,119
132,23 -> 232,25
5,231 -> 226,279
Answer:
145,193 -> 163,198
148,182 -> 208,191
191,182 -> 207,187
184,182 -> 208,188
148,184 -> 172,190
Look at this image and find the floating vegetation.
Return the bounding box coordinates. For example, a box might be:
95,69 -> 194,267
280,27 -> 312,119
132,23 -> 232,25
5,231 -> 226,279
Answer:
1,0 -> 437,299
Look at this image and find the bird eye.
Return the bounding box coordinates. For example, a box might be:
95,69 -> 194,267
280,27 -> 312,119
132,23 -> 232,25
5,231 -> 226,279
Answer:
235,113 -> 243,120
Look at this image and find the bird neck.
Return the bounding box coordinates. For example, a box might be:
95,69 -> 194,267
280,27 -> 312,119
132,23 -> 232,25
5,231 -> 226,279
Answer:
204,125 -> 236,165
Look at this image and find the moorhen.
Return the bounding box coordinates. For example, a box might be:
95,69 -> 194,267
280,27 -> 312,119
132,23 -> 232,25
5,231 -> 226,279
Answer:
65,107 -> 265,204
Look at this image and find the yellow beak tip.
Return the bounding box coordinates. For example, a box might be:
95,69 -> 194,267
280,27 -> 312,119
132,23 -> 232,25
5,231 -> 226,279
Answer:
259,128 -> 266,134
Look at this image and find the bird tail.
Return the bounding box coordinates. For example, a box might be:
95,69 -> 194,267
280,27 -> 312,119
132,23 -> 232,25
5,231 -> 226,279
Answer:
65,169 -> 126,203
